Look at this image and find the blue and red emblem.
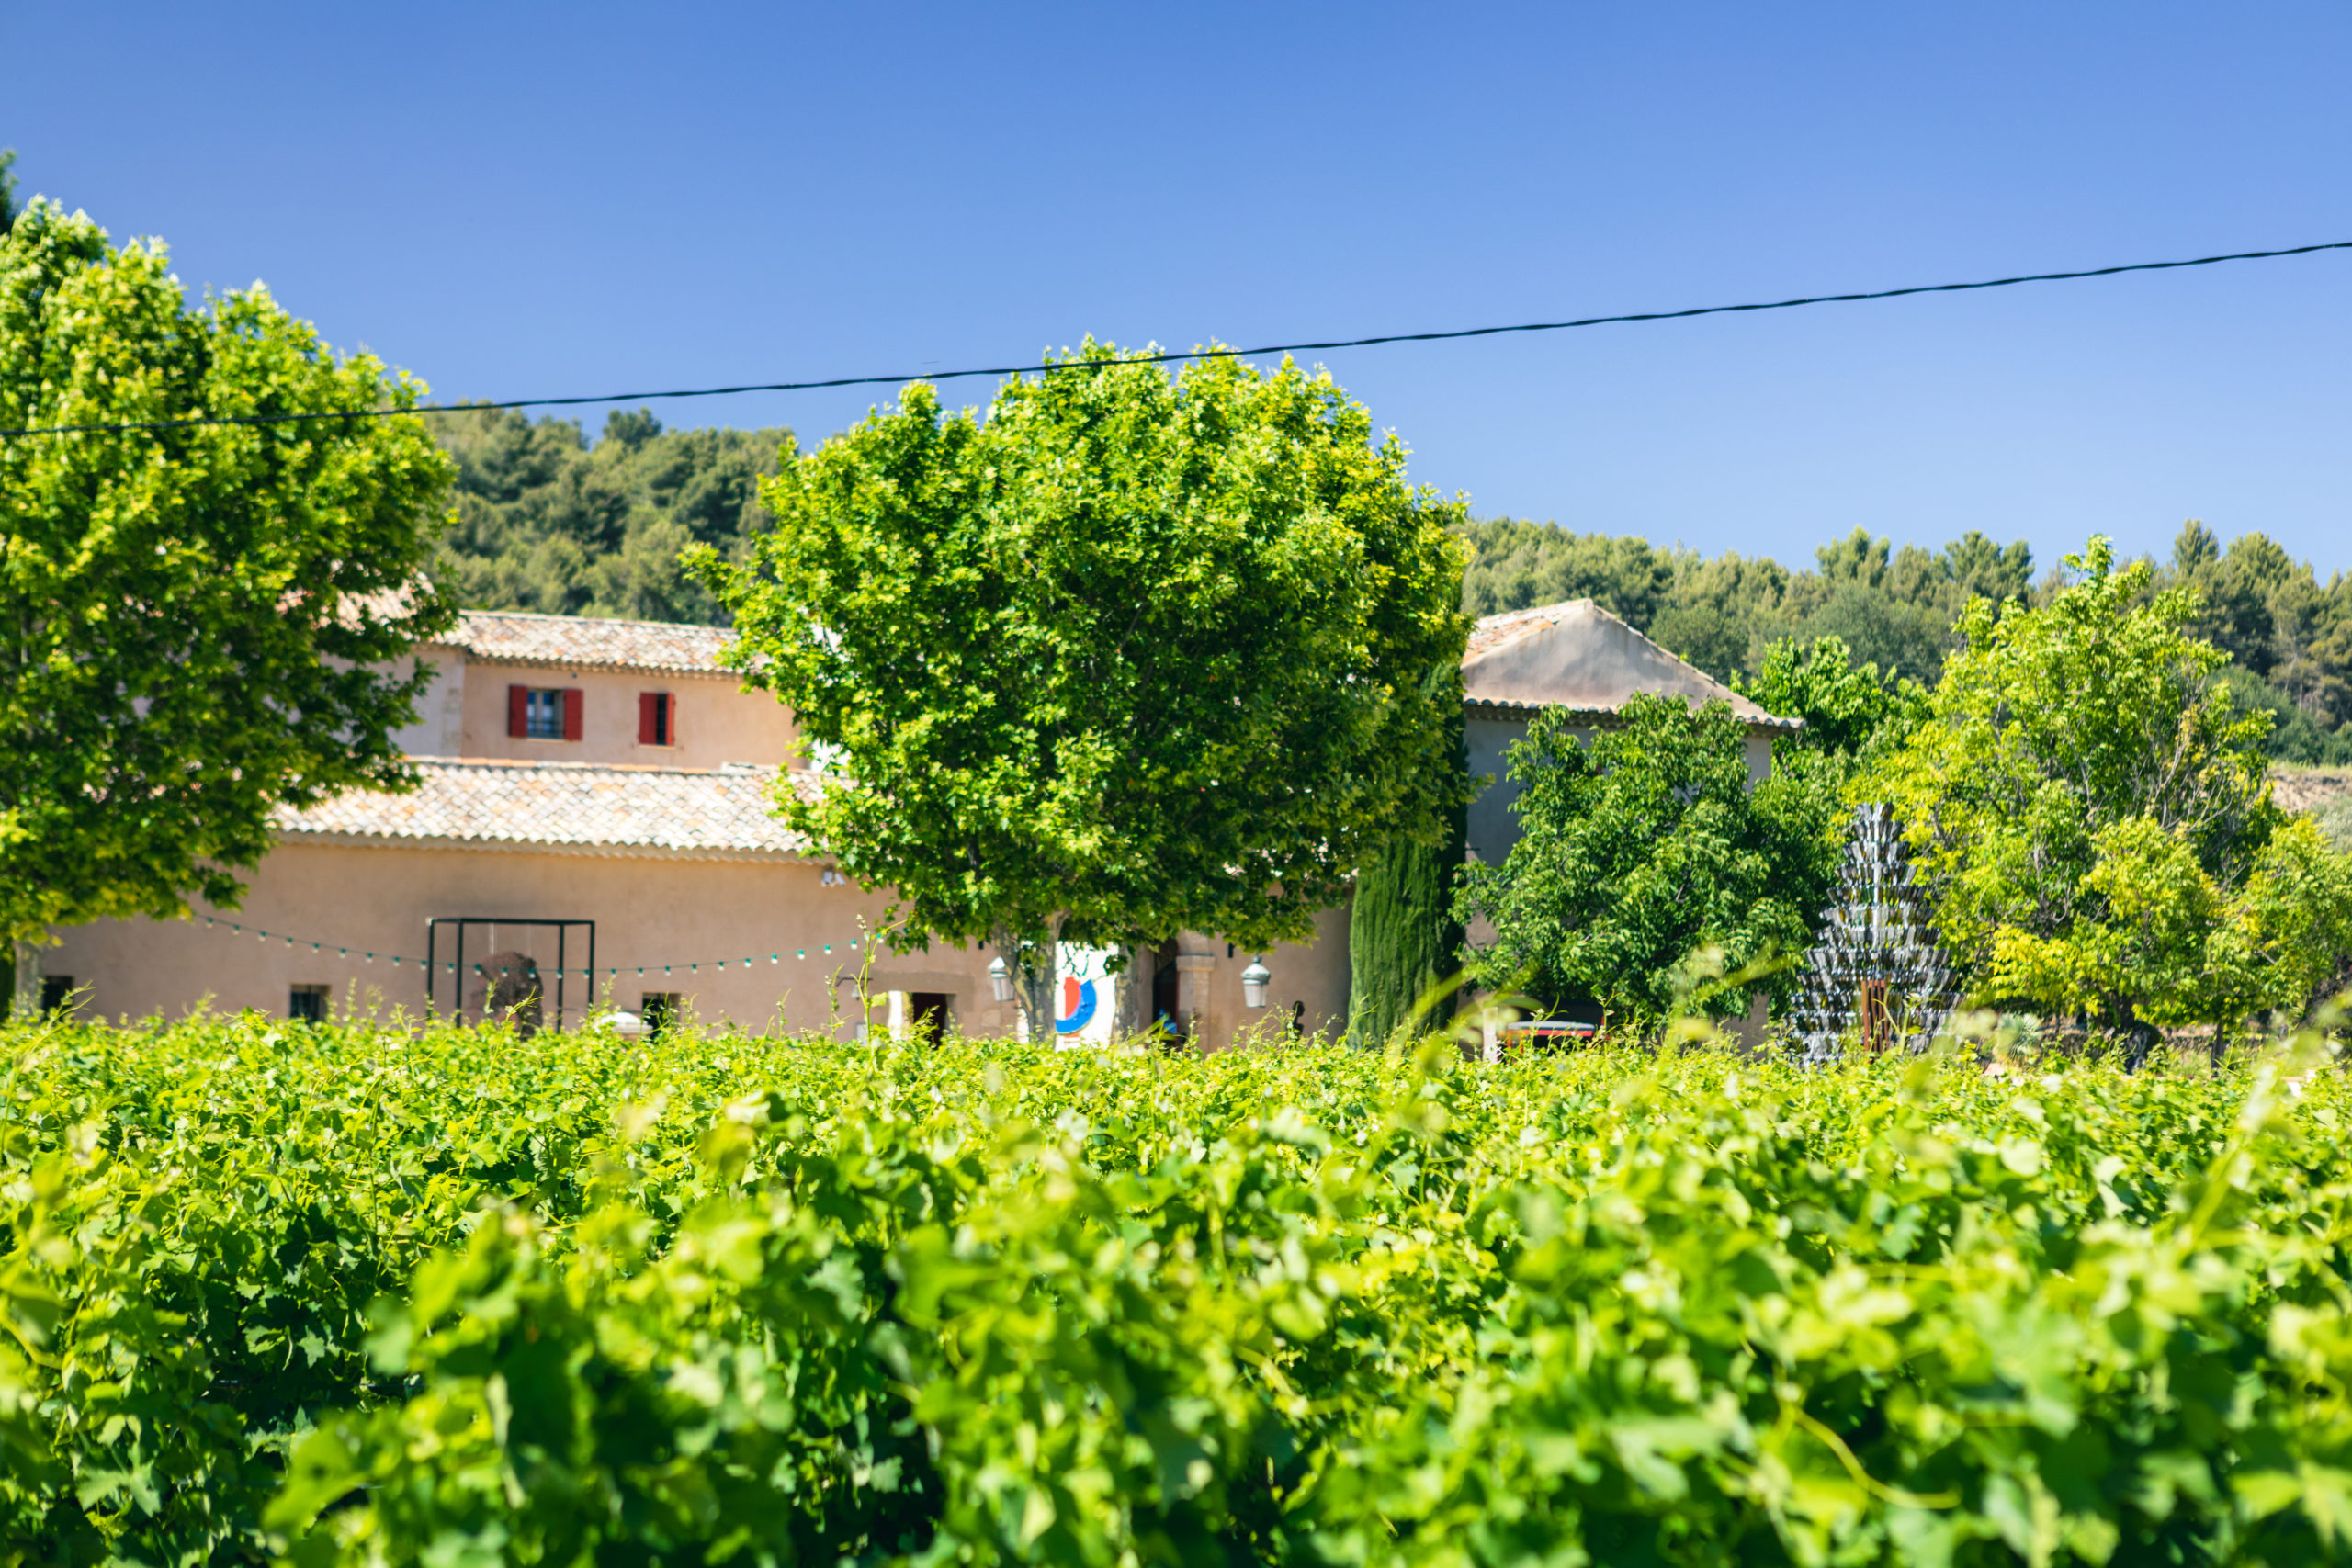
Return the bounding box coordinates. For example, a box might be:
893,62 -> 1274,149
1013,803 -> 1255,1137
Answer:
1058,973 -> 1101,1034
1054,975 -> 1099,1034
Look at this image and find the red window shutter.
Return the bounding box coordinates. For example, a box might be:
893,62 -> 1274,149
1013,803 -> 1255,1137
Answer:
639,693 -> 658,745
562,688 -> 584,741
664,694 -> 677,746
508,684 -> 528,738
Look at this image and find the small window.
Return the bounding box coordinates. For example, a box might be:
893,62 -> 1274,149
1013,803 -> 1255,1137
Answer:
639,692 -> 676,746
508,685 -> 583,741
290,984 -> 329,1024
38,976 -> 74,1016
641,992 -> 681,1039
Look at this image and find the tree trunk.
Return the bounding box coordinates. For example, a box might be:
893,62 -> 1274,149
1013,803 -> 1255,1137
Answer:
1018,951 -> 1056,1044
998,926 -> 1057,1043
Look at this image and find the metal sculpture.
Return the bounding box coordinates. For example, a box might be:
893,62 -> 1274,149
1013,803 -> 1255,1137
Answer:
1789,803 -> 1960,1064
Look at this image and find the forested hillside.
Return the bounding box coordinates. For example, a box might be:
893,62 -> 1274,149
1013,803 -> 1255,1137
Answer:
1460,520 -> 2030,687
429,406 -> 789,624
1461,515 -> 2352,763
424,413 -> 2352,762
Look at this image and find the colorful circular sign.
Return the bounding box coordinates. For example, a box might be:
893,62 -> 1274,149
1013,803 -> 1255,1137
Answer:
1055,975 -> 1099,1034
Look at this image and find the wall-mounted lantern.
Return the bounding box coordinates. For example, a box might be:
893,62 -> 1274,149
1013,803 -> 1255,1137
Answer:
1241,957 -> 1272,1009
989,956 -> 1012,1003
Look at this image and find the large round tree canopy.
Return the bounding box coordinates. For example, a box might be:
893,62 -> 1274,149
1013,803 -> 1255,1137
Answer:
0,200 -> 454,943
695,343 -> 1472,959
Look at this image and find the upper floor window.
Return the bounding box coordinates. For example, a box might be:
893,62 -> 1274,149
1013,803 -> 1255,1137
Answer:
509,685 -> 582,741
639,692 -> 676,746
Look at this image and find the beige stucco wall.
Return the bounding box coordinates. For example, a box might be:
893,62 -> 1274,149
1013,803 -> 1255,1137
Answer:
40,838 -> 1353,1049
1085,906 -> 1354,1052
1185,905 -> 1354,1049
386,648 -> 469,759
42,840 -> 995,1037
883,906 -> 1356,1050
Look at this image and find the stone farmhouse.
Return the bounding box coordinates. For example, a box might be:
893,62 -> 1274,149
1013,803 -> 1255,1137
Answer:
46,599 -> 1794,1046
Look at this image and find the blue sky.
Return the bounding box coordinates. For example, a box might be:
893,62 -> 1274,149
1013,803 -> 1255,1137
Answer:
11,2 -> 2351,575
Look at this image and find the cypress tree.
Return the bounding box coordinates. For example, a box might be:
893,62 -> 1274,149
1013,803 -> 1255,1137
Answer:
1348,670 -> 1469,1046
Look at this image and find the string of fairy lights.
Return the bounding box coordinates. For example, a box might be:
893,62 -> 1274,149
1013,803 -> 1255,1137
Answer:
192,912 -> 869,980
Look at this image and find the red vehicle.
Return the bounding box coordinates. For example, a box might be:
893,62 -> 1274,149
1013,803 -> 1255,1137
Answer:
1500,1018 -> 1599,1055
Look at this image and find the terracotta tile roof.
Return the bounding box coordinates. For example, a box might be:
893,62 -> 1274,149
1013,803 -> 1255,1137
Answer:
429,610 -> 738,676
1464,600 -> 1593,660
277,760 -> 816,861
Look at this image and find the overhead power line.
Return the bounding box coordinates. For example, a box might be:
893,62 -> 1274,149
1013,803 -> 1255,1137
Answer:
4,238 -> 2347,440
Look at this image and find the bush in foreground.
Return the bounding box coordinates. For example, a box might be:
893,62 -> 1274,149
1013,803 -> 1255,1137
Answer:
0,1016 -> 2347,1564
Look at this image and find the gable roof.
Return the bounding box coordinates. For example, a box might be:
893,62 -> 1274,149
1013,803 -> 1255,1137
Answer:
277,760 -> 814,861
1463,599 -> 1800,728
428,610 -> 738,677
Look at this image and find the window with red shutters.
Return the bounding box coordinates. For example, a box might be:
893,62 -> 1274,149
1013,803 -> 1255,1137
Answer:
639,692 -> 674,746
514,685 -> 584,741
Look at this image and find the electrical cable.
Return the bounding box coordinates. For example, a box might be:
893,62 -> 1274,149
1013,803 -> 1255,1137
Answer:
4,238 -> 2346,440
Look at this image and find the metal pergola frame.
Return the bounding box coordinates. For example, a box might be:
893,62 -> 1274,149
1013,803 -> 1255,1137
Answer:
425,918 -> 596,1031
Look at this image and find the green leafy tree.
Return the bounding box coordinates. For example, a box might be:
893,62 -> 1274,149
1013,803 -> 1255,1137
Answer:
1857,536 -> 2348,1043
1454,694 -> 1841,1032
695,344 -> 1472,1026
1992,813 -> 2352,1044
1733,635 -> 1917,761
0,200 -> 454,1009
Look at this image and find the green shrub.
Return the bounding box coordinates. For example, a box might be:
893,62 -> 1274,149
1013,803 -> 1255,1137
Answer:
0,1014 -> 2347,1563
